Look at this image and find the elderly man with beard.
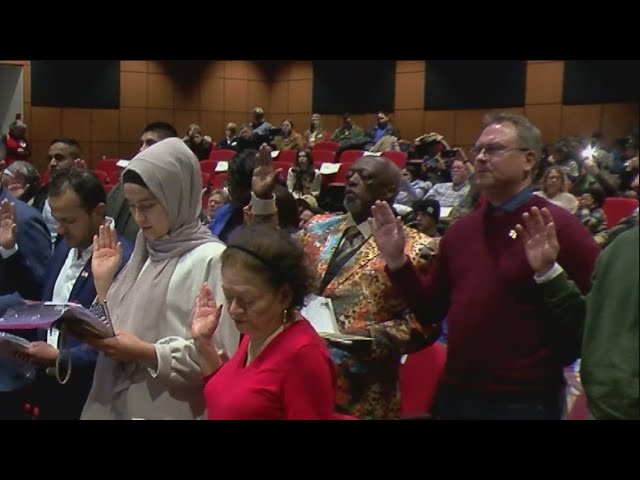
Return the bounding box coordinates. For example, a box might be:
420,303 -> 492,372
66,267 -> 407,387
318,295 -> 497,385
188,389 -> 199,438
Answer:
296,155 -> 440,419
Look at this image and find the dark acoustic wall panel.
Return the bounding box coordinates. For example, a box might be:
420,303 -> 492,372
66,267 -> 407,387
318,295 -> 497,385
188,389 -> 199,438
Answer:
424,60 -> 527,110
563,60 -> 640,105
31,60 -> 120,109
312,60 -> 395,114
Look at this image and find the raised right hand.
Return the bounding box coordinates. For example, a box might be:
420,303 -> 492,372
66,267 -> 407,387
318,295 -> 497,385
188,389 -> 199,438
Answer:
368,200 -> 407,271
0,200 -> 17,250
191,283 -> 222,341
252,143 -> 282,199
91,224 -> 123,299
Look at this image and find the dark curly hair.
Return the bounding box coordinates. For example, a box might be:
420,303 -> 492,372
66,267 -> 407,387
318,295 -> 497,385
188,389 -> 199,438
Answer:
222,225 -> 312,321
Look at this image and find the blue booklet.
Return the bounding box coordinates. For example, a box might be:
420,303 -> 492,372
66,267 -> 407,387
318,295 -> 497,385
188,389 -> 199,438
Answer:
0,302 -> 114,340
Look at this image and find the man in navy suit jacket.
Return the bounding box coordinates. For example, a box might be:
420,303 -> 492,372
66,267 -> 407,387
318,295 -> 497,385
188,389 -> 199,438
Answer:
0,187 -> 51,312
8,169 -> 133,419
0,185 -> 51,419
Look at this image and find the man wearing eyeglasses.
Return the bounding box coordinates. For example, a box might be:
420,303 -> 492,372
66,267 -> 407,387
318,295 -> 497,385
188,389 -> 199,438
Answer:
369,112 -> 600,420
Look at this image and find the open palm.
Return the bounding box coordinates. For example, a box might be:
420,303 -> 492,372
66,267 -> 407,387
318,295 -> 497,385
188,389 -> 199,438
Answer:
368,200 -> 407,270
252,143 -> 282,198
0,200 -> 17,250
7,183 -> 27,199
191,283 -> 221,341
515,207 -> 560,274
92,224 -> 123,289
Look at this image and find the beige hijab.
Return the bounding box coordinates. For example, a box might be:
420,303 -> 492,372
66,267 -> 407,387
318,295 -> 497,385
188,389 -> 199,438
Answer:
106,138 -> 219,341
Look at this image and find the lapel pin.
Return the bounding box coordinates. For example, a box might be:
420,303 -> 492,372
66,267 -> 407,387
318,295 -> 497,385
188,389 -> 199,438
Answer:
509,229 -> 518,239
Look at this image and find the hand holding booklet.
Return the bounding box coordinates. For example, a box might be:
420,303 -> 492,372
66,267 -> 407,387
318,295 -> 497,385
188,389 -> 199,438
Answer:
0,331 -> 31,358
301,295 -> 372,345
0,302 -> 115,340
0,332 -> 36,383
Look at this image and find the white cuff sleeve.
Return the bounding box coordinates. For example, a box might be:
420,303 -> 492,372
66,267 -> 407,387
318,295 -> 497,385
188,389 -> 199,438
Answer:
250,192 -> 277,215
0,244 -> 18,259
147,343 -> 166,378
533,262 -> 564,284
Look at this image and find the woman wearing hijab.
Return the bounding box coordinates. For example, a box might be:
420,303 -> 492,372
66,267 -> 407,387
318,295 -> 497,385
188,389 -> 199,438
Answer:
81,138 -> 239,420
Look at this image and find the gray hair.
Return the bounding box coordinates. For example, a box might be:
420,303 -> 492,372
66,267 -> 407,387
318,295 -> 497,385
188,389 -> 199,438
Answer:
7,160 -> 40,186
5,160 -> 41,202
483,112 -> 542,160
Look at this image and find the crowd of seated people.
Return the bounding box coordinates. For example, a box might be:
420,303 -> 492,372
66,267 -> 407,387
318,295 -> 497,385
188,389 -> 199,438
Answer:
0,104 -> 637,421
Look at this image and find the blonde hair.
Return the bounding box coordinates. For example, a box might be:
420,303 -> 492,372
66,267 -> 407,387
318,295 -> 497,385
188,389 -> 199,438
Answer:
210,189 -> 230,203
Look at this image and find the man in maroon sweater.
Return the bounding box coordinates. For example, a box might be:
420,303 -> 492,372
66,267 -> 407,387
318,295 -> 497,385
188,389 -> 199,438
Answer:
369,112 -> 600,419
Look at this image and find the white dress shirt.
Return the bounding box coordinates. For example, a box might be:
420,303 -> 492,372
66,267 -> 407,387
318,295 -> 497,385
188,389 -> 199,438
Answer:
48,245 -> 93,347
51,245 -> 94,304
42,199 -> 58,248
